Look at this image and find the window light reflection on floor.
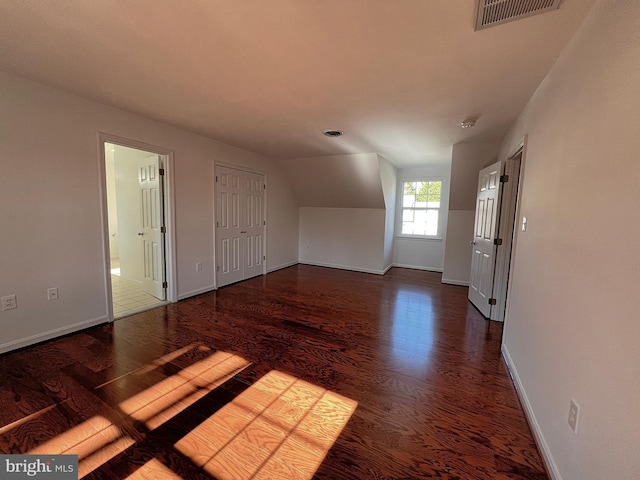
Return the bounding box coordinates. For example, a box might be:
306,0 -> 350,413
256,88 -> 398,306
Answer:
97,343 -> 203,388
124,458 -> 182,479
28,415 -> 135,478
175,370 -> 358,480
119,351 -> 251,430
20,345 -> 357,479
23,345 -> 249,478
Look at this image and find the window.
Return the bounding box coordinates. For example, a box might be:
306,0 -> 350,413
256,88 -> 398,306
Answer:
400,179 -> 442,237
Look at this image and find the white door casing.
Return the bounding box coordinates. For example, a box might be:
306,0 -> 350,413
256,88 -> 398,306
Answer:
100,133 -> 177,324
216,165 -> 265,287
469,160 -> 503,317
138,154 -> 166,300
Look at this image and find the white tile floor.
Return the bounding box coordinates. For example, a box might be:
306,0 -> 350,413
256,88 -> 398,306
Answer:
110,260 -> 163,318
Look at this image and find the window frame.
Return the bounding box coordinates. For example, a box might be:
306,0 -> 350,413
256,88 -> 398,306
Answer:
396,176 -> 447,240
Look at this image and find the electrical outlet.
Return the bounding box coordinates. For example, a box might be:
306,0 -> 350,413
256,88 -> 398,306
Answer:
568,399 -> 579,434
47,288 -> 59,300
521,216 -> 527,232
1,294 -> 17,311
195,262 -> 203,272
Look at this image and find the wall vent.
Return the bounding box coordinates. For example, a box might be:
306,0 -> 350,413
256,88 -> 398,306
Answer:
475,0 -> 561,31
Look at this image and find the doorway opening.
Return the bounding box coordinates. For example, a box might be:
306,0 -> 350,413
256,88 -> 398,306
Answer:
103,141 -> 170,318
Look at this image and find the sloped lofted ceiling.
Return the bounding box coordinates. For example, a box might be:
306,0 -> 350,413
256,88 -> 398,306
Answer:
281,153 -> 386,209
0,0 -> 595,166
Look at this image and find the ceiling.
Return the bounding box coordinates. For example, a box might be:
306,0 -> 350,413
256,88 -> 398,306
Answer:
0,0 -> 595,167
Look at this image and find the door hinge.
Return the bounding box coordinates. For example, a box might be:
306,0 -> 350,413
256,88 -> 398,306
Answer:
216,221 -> 219,228
216,266 -> 220,272
488,298 -> 497,305
493,238 -> 503,246
263,255 -> 266,260
263,184 -> 266,190
159,168 -> 165,176
263,220 -> 266,226
162,281 -> 168,288
500,174 -> 509,183
215,175 -> 218,183
161,226 -> 166,234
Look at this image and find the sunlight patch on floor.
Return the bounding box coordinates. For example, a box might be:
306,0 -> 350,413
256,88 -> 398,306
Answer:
20,346 -> 247,479
175,370 -> 358,480
28,415 -> 135,478
119,351 -> 251,430
17,346 -> 356,479
124,459 -> 183,479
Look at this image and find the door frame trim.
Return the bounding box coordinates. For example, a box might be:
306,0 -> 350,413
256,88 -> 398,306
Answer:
491,135 -> 527,328
97,133 -> 178,321
213,162 -> 268,288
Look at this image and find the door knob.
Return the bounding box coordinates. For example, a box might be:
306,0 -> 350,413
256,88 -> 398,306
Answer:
470,240 -> 476,245
138,232 -> 144,236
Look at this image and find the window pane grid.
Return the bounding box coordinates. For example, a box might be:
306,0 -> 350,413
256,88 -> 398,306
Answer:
401,180 -> 442,237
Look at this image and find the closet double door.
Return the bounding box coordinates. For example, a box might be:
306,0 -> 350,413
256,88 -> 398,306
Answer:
215,165 -> 265,287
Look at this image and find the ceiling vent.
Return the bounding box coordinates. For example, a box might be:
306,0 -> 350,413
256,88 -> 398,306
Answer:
323,130 -> 344,138
475,0 -> 561,31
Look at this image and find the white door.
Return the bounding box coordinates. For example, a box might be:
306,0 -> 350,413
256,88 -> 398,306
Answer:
243,171 -> 265,279
216,166 -> 265,287
469,161 -> 503,317
216,167 -> 244,286
138,155 -> 166,300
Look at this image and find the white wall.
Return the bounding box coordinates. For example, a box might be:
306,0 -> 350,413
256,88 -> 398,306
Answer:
288,152 -> 391,274
0,71 -> 299,353
442,141 -> 500,285
441,210 -> 476,285
299,207 -> 385,274
392,164 -> 450,271
266,168 -> 300,272
378,155 -> 397,271
499,1 -> 640,479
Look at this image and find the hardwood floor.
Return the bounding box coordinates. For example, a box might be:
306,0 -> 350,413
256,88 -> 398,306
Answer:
0,266 -> 548,479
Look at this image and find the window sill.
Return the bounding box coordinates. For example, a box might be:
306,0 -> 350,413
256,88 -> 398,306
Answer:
395,235 -> 442,241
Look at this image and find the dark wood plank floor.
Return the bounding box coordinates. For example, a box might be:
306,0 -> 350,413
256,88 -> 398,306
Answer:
0,266 -> 548,479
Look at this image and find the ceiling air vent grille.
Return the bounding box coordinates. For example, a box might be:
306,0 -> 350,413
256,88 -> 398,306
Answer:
323,130 -> 344,137
475,0 -> 561,30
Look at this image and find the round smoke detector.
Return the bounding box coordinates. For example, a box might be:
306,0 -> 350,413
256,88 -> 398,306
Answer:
323,130 -> 344,137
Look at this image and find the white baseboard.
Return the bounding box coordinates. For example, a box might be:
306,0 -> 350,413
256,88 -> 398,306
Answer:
441,277 -> 470,286
267,260 -> 299,273
179,263 -> 299,300
391,263 -> 443,273
0,315 -> 108,355
177,284 -> 216,301
299,261 -> 386,275
502,344 -> 561,480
